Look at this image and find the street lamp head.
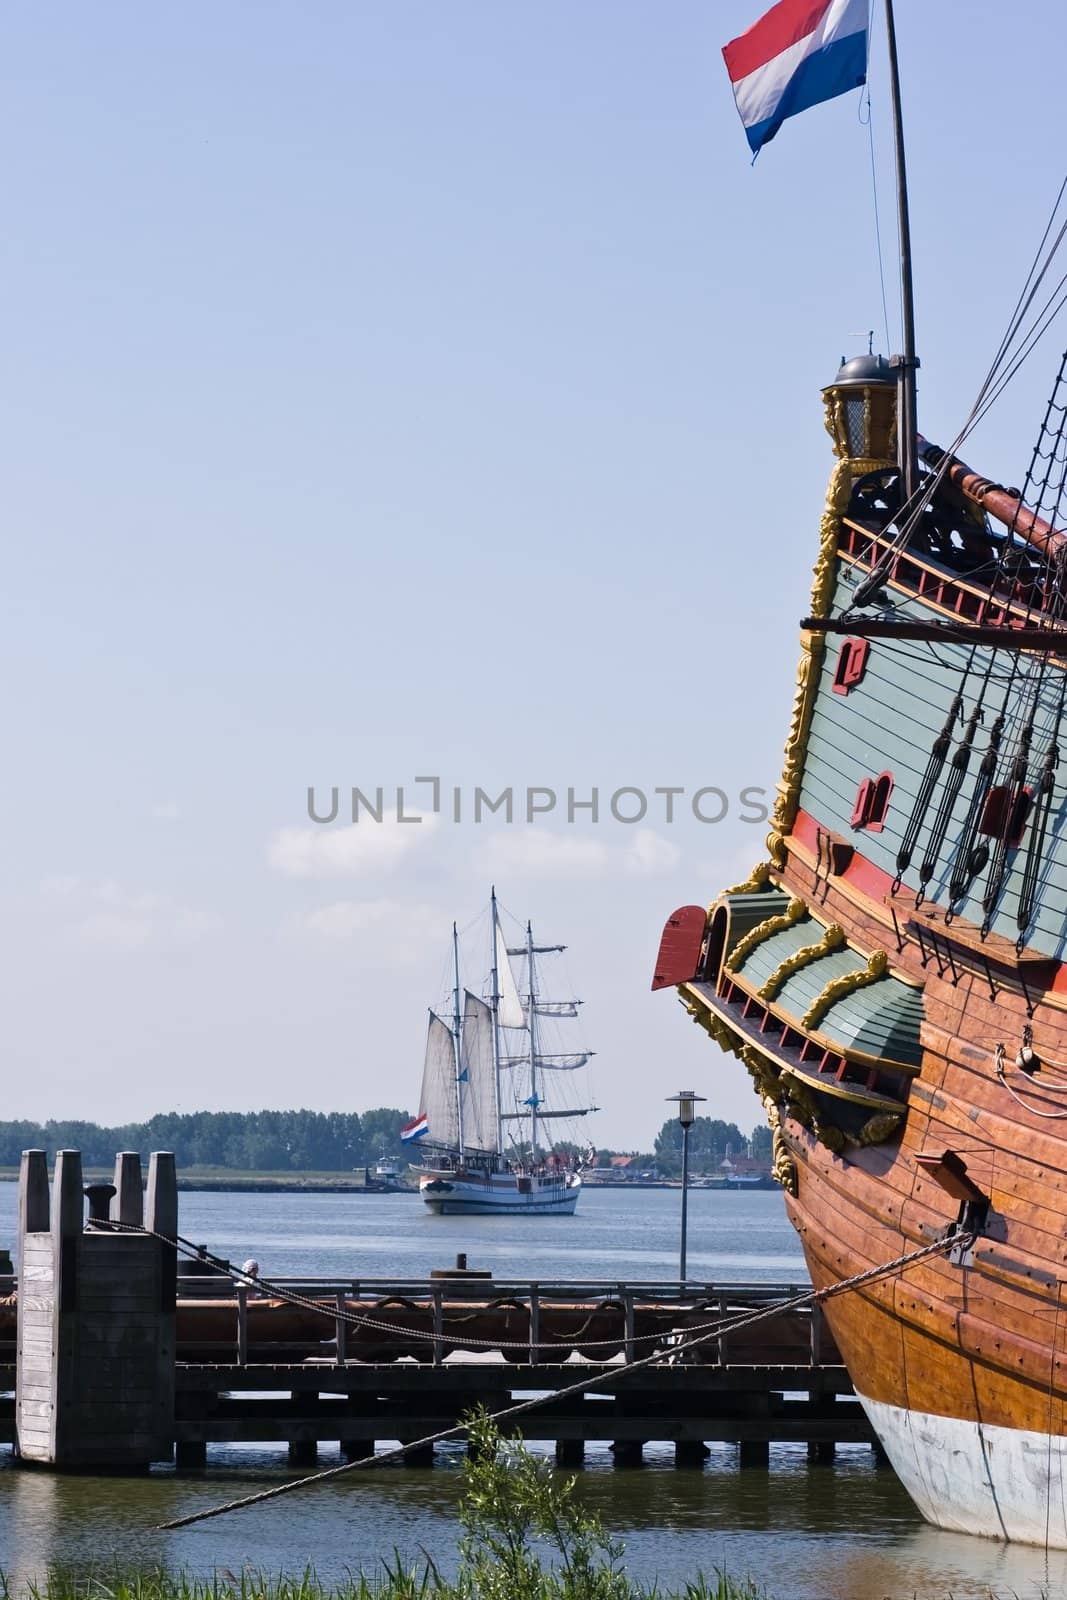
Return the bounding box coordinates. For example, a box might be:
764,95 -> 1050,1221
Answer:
666,1089 -> 707,1130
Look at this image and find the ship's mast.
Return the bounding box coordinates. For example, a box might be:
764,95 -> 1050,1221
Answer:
526,920 -> 539,1167
489,887 -> 504,1160
885,0 -> 919,506
452,920 -> 465,1159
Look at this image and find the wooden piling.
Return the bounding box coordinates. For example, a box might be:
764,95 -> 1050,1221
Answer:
111,1152 -> 144,1227
675,1440 -> 710,1468
341,1438 -> 374,1462
15,1149 -> 177,1468
18,1150 -> 49,1237
555,1438 -> 585,1468
739,1440 -> 770,1468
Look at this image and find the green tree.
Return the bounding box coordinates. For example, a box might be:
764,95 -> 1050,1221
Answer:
653,1117 -> 745,1176
749,1123 -> 773,1159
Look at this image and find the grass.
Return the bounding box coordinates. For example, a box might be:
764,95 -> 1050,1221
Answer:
0,1580 -> 768,1600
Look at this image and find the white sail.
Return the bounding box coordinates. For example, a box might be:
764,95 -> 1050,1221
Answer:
529,1001 -> 580,1019
460,990 -> 499,1152
495,920 -> 526,1028
500,1052 -> 591,1071
418,1012 -> 460,1148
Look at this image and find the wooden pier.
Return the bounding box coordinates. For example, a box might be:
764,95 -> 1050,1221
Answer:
2,1148 -> 877,1471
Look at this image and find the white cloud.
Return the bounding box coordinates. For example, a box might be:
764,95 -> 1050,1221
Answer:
39,876 -> 220,951
95,879 -> 159,911
172,908 -> 224,942
298,897 -> 440,957
482,827 -> 681,880
623,828 -> 681,877
79,911 -> 154,949
150,802 -> 181,822
483,830 -> 611,878
40,874 -> 81,897
268,810 -> 437,879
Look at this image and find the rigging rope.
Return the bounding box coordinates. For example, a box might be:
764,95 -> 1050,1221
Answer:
996,1044 -> 1067,1120
846,172 -> 1067,613
978,354 -> 1067,934
154,1228 -> 973,1532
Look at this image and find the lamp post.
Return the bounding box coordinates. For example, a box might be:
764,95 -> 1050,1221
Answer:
666,1089 -> 706,1281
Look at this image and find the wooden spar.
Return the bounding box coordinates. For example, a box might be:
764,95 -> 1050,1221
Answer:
799,614 -> 1067,654
885,0 -> 919,505
918,433 -> 1066,557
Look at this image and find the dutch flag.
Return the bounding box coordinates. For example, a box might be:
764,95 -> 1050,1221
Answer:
723,0 -> 868,157
400,1114 -> 429,1143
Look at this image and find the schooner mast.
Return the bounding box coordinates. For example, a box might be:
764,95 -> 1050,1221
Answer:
452,920 -> 464,1159
489,887 -> 504,1159
525,921 -> 539,1160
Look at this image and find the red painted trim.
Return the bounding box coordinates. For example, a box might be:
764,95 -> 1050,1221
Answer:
792,807 -> 897,900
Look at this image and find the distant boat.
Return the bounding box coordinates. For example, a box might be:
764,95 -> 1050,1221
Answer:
373,1148 -> 401,1185
402,891 -> 598,1216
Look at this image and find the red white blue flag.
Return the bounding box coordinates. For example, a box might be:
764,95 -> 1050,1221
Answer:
400,1113 -> 429,1143
723,0 -> 867,157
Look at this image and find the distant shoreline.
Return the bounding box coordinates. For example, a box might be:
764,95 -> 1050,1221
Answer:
0,1168 -> 409,1194
0,1170 -> 776,1194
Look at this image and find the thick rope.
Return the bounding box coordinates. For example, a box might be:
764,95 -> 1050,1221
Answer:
156,1229 -> 970,1531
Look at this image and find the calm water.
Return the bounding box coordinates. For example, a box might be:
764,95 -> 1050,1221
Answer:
0,1185 -> 1062,1599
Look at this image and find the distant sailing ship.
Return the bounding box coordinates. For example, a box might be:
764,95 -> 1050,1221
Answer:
401,891 -> 597,1215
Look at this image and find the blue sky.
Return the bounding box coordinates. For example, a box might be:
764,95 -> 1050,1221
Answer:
4,2 -> 1067,1147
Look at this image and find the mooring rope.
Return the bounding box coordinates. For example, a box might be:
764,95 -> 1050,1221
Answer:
152,1229 -> 971,1531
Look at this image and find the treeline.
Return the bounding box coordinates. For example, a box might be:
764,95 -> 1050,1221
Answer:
0,1109 -> 412,1173
595,1118 -> 773,1177
0,1109 -> 773,1176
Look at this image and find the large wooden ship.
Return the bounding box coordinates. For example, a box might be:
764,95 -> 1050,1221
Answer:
654,0 -> 1067,1549
657,355 -> 1067,1542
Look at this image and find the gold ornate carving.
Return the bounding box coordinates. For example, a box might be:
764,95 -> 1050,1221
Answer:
766,830 -> 788,869
781,1073 -> 847,1155
770,454 -> 889,842
813,1117 -> 847,1155
724,899 -> 806,974
758,923 -> 845,1001
800,949 -> 889,1032
683,996 -> 742,1060
855,1110 -> 903,1146
771,1123 -> 797,1196
740,1043 -> 781,1104
722,861 -> 773,897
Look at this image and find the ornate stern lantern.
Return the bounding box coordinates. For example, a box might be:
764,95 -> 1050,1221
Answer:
822,352 -> 897,467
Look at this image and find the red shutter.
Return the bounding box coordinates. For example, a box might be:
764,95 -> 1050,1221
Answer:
851,778 -> 874,828
651,906 -> 707,991
832,638 -> 870,695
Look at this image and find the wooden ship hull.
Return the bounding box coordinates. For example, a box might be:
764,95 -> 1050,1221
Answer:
656,355 -> 1067,1544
